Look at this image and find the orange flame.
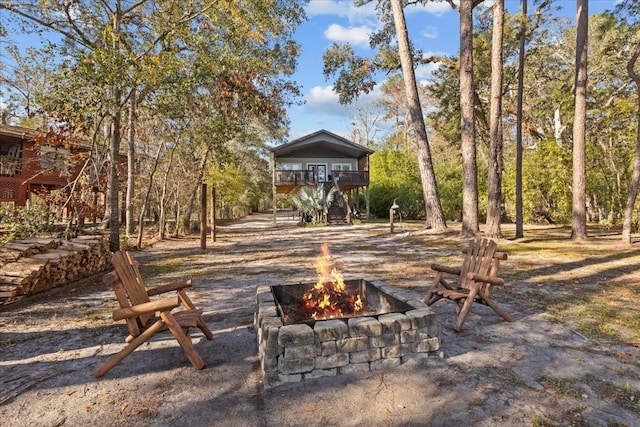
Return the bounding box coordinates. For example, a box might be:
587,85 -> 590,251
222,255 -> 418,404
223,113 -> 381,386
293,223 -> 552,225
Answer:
301,243 -> 364,320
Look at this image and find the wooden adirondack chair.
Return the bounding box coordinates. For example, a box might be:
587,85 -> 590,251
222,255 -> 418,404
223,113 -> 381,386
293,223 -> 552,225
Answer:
424,238 -> 512,332
94,251 -> 213,378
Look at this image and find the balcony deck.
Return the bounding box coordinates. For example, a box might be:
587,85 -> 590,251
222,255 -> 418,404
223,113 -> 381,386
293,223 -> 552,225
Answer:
274,170 -> 369,194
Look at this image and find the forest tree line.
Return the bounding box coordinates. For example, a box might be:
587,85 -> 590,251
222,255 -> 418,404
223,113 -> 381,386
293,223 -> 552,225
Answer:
325,0 -> 640,242
1,0 -> 639,249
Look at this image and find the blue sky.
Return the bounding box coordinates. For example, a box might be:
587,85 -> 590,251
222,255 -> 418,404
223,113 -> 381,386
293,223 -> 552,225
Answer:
1,0 -> 618,141
288,0 -> 618,141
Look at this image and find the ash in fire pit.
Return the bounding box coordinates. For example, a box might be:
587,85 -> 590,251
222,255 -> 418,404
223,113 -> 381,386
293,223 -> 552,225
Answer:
254,244 -> 442,388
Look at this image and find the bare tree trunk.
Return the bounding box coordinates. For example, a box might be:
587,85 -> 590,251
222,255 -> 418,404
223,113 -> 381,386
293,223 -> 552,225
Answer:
554,106 -> 564,143
486,0 -> 504,239
515,0 -> 527,239
173,189 -> 181,238
183,148 -> 209,232
136,142 -> 163,248
125,88 -> 136,237
390,0 -> 446,231
571,0 -> 588,240
622,42 -> 640,243
100,120 -> 112,229
159,186 -> 169,239
108,91 -> 122,252
460,0 -> 479,236
107,1 -> 123,252
158,144 -> 177,240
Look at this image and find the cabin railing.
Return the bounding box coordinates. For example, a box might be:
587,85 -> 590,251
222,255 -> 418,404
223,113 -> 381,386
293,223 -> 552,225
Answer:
331,170 -> 369,185
274,170 -> 315,184
0,155 -> 21,176
274,169 -> 369,186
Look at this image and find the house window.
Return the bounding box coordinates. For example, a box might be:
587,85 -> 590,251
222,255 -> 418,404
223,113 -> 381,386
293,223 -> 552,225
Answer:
0,142 -> 20,157
281,163 -> 302,170
332,163 -> 352,171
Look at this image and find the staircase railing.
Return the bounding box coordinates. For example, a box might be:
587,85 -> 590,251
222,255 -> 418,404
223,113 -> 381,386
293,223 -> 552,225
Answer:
330,175 -> 351,224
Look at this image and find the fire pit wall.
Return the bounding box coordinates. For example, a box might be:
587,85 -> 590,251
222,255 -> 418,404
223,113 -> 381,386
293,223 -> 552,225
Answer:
255,278 -> 441,388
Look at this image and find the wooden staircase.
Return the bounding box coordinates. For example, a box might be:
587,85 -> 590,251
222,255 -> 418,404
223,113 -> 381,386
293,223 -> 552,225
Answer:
325,179 -> 350,225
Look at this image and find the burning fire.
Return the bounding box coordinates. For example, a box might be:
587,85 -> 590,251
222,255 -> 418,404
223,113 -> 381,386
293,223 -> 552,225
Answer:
301,243 -> 364,320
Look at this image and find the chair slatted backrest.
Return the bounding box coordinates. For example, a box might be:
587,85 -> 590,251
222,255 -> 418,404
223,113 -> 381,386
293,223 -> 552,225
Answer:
112,251 -> 153,329
458,238 -> 498,290
103,271 -> 140,337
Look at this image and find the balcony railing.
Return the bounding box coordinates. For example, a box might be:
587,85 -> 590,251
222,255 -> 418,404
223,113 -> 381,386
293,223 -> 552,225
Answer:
274,170 -> 369,186
274,170 -> 314,184
331,170 -> 369,185
0,155 -> 21,176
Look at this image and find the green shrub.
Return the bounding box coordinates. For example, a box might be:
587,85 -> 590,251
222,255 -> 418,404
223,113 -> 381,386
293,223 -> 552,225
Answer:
0,204 -> 53,244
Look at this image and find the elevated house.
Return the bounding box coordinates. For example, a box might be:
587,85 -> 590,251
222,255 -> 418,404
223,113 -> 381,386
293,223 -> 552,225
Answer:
270,129 -> 374,224
0,124 -> 92,218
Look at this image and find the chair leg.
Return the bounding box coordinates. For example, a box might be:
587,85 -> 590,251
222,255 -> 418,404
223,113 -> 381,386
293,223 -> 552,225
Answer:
478,290 -> 513,322
177,290 -> 214,340
451,299 -> 462,316
94,320 -> 165,378
454,289 -> 479,332
161,311 -> 205,370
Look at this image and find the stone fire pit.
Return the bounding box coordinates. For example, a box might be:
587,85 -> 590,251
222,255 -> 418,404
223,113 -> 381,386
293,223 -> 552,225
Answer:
254,278 -> 441,388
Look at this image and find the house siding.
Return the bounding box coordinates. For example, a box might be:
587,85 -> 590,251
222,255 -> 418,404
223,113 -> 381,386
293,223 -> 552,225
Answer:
276,157 -> 358,172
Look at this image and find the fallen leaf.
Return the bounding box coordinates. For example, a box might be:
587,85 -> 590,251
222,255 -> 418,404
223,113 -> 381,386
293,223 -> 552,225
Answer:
470,395 -> 483,405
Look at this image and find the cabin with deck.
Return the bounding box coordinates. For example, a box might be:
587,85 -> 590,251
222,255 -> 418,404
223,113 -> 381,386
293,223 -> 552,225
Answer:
0,124 -> 89,217
270,130 -> 374,224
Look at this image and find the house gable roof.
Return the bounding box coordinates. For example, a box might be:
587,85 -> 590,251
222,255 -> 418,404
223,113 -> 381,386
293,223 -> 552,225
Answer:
271,129 -> 374,159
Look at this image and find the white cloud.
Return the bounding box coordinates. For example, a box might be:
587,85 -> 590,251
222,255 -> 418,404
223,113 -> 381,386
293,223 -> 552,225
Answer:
305,85 -> 347,117
421,25 -> 438,39
305,0 -> 377,24
415,62 -> 441,80
405,1 -> 453,17
307,86 -> 340,108
324,24 -> 372,48
412,50 -> 450,81
305,85 -> 382,117
307,0 -> 452,20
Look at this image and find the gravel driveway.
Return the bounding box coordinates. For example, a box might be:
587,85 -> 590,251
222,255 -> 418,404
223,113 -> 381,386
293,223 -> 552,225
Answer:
1,211 -> 639,426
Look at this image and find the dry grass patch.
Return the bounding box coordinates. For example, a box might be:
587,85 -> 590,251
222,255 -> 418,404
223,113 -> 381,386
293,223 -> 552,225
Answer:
486,226 -> 640,347
584,374 -> 640,415
538,374 -> 586,398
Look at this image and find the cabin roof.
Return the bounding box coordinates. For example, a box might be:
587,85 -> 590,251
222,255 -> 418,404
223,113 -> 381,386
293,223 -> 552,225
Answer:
0,124 -> 93,149
271,129 -> 374,159
0,124 -> 39,140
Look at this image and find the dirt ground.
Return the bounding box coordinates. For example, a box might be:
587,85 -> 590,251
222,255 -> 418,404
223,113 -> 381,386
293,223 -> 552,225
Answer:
1,211 -> 639,427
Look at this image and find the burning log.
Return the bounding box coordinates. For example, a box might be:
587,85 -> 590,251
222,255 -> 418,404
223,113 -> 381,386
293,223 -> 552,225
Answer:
300,243 -> 364,321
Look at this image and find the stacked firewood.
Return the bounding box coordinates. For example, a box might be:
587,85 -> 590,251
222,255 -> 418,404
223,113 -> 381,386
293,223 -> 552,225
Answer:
0,236 -> 111,302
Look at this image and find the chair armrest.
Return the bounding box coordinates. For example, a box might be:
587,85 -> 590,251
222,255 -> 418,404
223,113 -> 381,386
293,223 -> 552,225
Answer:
147,279 -> 193,296
466,272 -> 505,286
430,263 -> 461,276
113,297 -> 180,321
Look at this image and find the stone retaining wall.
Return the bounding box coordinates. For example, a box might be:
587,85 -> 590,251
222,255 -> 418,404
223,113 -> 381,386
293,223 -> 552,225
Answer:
255,279 -> 441,388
